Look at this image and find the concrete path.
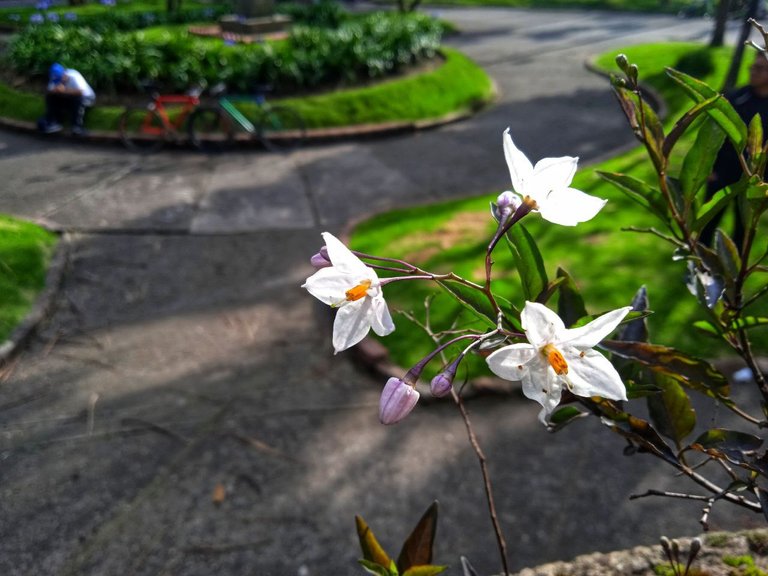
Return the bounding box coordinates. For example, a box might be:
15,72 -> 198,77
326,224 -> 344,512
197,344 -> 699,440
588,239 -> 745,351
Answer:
0,8 -> 761,576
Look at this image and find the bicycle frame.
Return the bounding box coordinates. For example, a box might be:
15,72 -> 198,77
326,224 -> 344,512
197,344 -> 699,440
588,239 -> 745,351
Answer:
218,96 -> 258,133
145,93 -> 200,136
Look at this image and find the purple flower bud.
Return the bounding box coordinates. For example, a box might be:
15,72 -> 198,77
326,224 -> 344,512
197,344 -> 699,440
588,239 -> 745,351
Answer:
430,371 -> 453,397
310,246 -> 331,269
46,12 -> 59,21
379,377 -> 419,425
29,13 -> 45,23
497,191 -> 521,213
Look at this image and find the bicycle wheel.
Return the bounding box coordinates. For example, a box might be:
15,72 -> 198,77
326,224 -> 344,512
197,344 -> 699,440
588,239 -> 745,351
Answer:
257,105 -> 307,152
119,106 -> 168,153
188,106 -> 234,153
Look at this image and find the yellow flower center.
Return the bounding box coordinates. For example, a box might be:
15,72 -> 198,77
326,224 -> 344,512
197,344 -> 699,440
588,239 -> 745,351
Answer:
345,279 -> 372,302
543,344 -> 568,375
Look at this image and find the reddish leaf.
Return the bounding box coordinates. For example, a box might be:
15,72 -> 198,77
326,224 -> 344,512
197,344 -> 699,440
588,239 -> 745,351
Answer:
397,501 -> 439,573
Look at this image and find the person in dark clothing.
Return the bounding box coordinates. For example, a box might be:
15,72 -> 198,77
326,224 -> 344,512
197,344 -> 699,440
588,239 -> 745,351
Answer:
704,51 -> 768,247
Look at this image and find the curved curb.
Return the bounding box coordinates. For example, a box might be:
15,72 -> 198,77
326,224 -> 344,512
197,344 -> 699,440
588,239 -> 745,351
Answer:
0,81 -> 499,148
0,230 -> 70,365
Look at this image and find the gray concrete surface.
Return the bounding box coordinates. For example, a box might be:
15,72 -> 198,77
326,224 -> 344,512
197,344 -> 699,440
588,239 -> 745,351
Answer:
0,8 -> 763,576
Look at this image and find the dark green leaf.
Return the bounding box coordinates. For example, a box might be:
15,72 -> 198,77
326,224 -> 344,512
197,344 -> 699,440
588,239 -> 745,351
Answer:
595,400 -> 679,466
556,267 -> 587,328
662,94 -> 720,158
505,223 -> 547,302
647,375 -> 696,446
600,340 -> 731,401
356,515 -> 392,569
714,229 -> 741,279
596,171 -> 667,220
680,118 -> 726,207
666,68 -> 747,152
536,276 -> 565,305
402,566 -> 448,576
436,281 -> 496,329
692,428 -> 763,451
547,405 -> 587,431
397,501 -> 438,573
617,286 -> 650,343
625,379 -> 662,398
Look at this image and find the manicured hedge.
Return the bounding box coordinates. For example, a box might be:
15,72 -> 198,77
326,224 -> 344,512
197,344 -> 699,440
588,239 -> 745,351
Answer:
7,11 -> 443,94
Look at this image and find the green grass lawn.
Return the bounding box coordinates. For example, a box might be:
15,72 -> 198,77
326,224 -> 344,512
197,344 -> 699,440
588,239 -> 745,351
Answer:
0,215 -> 58,343
0,47 -> 493,130
348,42 -> 767,380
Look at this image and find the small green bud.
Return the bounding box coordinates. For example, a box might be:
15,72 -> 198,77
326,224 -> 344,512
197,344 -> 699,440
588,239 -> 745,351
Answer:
628,63 -> 639,85
615,53 -> 629,71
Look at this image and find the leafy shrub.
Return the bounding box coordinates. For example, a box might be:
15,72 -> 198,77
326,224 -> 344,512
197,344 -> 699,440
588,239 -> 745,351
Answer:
275,0 -> 347,28
7,12 -> 443,94
674,48 -> 714,78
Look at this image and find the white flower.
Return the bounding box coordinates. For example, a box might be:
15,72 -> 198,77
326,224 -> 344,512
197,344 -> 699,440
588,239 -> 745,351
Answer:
486,301 -> 631,423
302,232 -> 395,354
503,128 -> 607,226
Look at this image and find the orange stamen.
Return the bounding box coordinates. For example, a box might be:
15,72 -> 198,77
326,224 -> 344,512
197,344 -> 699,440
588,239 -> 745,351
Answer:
345,279 -> 372,302
543,344 -> 568,375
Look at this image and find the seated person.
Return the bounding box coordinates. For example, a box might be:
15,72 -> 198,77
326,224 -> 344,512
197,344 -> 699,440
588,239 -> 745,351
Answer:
39,63 -> 96,135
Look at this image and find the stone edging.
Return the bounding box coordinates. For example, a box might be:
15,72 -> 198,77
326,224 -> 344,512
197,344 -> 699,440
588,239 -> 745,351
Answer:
507,529 -> 768,576
0,229 -> 70,365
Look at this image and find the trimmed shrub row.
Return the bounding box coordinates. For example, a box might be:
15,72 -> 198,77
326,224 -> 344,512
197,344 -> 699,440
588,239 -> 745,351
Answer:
7,11 -> 443,94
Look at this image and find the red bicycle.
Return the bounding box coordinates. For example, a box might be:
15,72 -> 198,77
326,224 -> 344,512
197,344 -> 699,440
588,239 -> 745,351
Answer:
118,84 -> 202,152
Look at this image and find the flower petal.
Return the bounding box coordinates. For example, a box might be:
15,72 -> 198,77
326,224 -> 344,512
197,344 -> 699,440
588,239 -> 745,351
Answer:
521,302 -> 564,349
531,155 -> 578,199
519,356 -> 562,422
321,232 -> 371,276
332,299 -> 372,353
564,348 -> 627,401
486,343 -> 536,381
369,294 -> 395,337
561,306 -> 632,348
537,187 -> 607,226
303,267 -> 357,305
503,129 -> 533,195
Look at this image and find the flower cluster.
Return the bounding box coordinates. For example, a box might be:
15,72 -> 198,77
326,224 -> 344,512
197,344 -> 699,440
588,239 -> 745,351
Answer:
303,130 -> 628,426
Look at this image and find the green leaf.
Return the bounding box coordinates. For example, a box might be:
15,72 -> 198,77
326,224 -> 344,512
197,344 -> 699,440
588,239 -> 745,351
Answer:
397,501 -> 439,573
402,566 -> 448,576
680,118 -> 726,207
692,319 -> 722,337
547,405 -> 587,431
359,560 -> 395,576
600,340 -> 731,401
689,429 -> 764,467
731,316 -> 768,331
625,380 -> 662,398
647,375 -> 696,446
748,113 -> 764,159
662,94 -> 720,158
665,68 -> 747,153
556,267 -> 587,328
356,515 -> 393,569
694,185 -> 737,234
505,223 -> 547,302
596,171 -> 667,220
436,281 -> 496,329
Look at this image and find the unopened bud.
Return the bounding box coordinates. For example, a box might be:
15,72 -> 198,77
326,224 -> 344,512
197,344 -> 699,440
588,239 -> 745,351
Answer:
497,191 -> 521,213
310,246 -> 331,269
379,377 -> 420,425
431,357 -> 460,397
628,63 -> 639,84
689,538 -> 702,559
430,371 -> 453,397
615,53 -> 629,72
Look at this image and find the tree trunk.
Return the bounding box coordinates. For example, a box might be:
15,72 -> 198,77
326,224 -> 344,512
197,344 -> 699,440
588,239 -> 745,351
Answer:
722,0 -> 761,91
711,0 -> 731,47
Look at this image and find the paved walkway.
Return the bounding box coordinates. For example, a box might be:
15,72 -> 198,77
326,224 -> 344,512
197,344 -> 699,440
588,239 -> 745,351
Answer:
0,9 -> 762,576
